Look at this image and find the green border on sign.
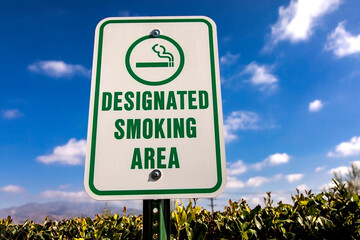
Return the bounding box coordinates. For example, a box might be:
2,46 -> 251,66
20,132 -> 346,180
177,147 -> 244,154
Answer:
125,35 -> 185,86
88,17 -> 223,196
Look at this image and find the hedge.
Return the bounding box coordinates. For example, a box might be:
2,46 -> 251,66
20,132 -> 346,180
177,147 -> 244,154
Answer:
1,180 -> 360,239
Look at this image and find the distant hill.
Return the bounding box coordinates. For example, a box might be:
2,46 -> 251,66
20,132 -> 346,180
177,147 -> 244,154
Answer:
0,201 -> 141,224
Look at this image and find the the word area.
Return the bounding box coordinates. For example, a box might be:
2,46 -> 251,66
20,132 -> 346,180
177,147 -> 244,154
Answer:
131,147 -> 180,169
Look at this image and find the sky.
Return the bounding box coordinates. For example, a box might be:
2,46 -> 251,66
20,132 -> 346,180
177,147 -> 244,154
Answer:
1,0 -> 360,211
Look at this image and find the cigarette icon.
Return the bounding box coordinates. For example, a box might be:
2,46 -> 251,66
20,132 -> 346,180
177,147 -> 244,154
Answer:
136,44 -> 174,68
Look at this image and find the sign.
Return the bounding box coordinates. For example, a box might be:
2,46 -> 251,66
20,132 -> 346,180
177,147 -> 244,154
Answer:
84,16 -> 226,200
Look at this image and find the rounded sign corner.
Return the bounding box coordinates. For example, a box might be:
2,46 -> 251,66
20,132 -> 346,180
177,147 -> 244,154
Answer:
197,16 -> 217,26
95,17 -> 114,32
84,180 -> 102,201
215,176 -> 227,197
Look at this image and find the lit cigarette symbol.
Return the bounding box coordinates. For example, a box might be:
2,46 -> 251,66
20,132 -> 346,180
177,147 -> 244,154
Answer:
136,44 -> 174,68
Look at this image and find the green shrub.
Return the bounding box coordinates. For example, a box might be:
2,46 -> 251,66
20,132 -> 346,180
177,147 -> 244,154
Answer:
1,180 -> 359,239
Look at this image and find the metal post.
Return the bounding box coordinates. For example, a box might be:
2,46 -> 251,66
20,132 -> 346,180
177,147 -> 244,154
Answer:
143,199 -> 170,240
210,198 -> 214,214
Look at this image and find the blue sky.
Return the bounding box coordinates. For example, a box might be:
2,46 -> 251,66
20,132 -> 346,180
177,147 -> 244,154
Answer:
1,0 -> 360,210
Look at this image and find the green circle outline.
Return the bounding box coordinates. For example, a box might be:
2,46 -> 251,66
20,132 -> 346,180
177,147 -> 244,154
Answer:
125,35 -> 185,86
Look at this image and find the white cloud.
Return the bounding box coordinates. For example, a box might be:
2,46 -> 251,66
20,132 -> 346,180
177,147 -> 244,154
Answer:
246,176 -> 270,188
220,52 -> 240,66
242,62 -> 278,92
1,109 -> 23,119
328,161 -> 360,175
226,176 -> 245,189
224,111 -> 259,143
315,166 -> 326,172
244,196 -> 263,206
227,174 -> 282,189
321,181 -> 336,191
28,60 -> 91,78
224,190 -> 295,207
253,153 -> 291,170
0,185 -> 25,193
328,166 -> 349,175
271,0 -> 341,43
37,138 -> 86,165
309,99 -> 323,112
59,184 -> 71,189
240,191 -> 290,206
328,136 -> 360,157
286,173 -> 304,183
227,160 -> 247,176
267,153 -> 291,165
296,184 -> 308,192
41,190 -> 92,202
325,21 -> 360,57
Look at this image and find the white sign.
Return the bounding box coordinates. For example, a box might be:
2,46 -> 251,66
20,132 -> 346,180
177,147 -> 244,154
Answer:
84,16 -> 226,200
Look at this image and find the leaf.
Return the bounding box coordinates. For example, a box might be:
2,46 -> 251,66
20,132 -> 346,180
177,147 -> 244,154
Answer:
173,212 -> 180,225
297,216 -> 304,227
254,217 -> 262,230
180,211 -> 187,225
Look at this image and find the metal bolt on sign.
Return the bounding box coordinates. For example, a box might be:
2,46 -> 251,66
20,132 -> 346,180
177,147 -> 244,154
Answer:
151,29 -> 160,37
149,169 -> 162,181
